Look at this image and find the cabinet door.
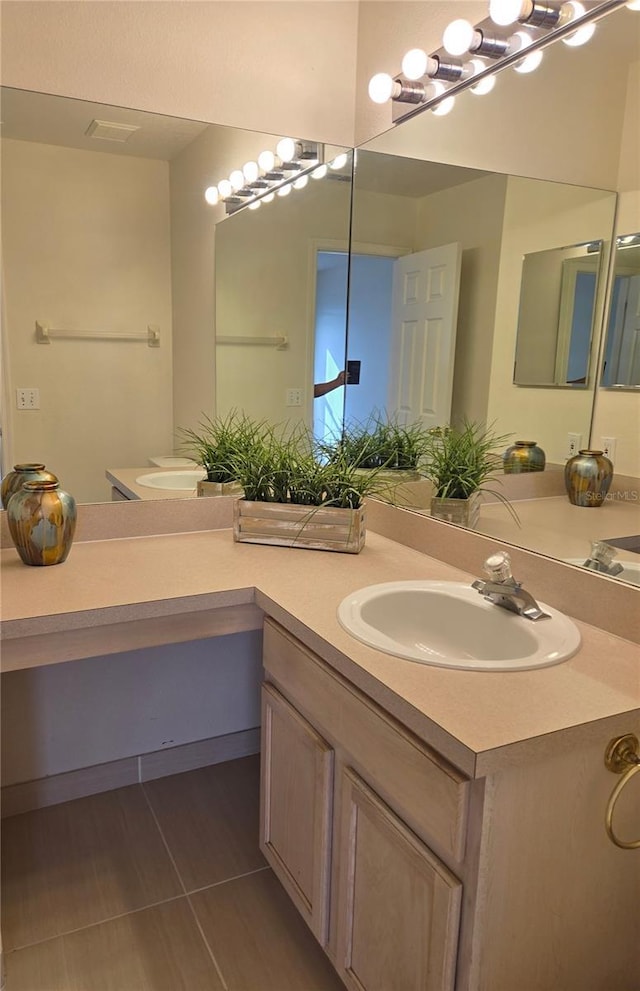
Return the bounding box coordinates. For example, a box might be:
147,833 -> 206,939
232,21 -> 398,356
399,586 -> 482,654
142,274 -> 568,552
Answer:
260,683 -> 334,944
335,767 -> 462,991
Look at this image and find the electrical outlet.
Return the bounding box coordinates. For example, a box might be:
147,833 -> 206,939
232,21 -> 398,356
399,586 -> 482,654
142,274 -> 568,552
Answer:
567,432 -> 582,458
286,388 -> 302,407
601,437 -> 616,463
16,388 -> 40,410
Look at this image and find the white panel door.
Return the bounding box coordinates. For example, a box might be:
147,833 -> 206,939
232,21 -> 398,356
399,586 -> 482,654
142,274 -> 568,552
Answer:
388,243 -> 462,429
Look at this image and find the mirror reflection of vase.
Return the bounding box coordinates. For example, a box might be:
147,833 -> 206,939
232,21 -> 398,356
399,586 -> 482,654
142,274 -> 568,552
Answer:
6,479 -> 77,565
503,441 -> 546,474
1,463 -> 58,508
564,450 -> 613,508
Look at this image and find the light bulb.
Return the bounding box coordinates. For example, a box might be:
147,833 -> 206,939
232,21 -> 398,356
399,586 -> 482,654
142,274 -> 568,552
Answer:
509,30 -> 544,71
248,200 -> 261,210
432,94 -> 455,115
242,161 -> 258,183
489,0 -> 528,25
330,153 -> 348,170
626,0 -> 640,9
293,175 -> 308,190
276,137 -> 296,162
258,150 -> 275,172
442,19 -> 478,56
562,2 -> 596,46
311,164 -> 328,180
468,60 -> 497,94
368,72 -> 395,104
217,178 -> 232,198
514,47 -> 543,71
204,186 -> 219,205
262,192 -> 275,203
277,184 -> 292,197
401,48 -> 428,80
229,170 -> 244,191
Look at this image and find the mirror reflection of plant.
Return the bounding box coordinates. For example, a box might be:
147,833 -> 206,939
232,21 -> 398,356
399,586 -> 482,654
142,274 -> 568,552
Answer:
425,420 -> 519,522
324,413 -> 431,471
177,411 -> 267,483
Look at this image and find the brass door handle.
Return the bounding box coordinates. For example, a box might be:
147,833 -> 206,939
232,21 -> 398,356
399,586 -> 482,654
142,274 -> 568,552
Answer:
604,734 -> 640,850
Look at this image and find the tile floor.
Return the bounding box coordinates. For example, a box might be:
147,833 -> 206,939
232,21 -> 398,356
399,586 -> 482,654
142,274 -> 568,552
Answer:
1,755 -> 345,991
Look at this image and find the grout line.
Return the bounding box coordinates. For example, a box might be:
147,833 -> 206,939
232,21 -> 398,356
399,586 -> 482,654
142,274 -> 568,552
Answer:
6,894 -> 187,953
185,864 -> 271,897
139,781 -> 230,990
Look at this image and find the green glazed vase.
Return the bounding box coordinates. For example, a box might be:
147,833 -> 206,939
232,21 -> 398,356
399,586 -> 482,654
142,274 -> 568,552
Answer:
503,441 -> 546,474
6,479 -> 77,566
1,463 -> 58,508
564,450 -> 613,508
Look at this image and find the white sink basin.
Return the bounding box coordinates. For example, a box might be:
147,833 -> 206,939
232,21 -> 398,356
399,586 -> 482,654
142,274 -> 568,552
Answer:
337,581 -> 581,672
136,470 -> 206,491
565,558 -> 640,586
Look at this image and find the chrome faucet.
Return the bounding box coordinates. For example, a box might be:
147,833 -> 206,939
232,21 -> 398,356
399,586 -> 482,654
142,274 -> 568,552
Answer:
472,551 -> 551,621
581,540 -> 624,577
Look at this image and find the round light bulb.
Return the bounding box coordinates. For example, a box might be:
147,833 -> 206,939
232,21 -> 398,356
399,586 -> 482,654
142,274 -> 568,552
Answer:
277,184 -> 292,197
432,94 -> 455,116
242,161 -> 258,183
442,19 -> 476,56
468,60 -> 497,94
229,170 -> 245,192
276,137 -> 296,162
262,192 -> 275,204
514,48 -> 543,72
258,150 -> 275,172
204,186 -> 219,205
563,20 -> 595,46
311,164 -> 328,180
217,178 -> 232,198
626,0 -> 640,9
368,72 -> 395,104
489,0 -> 527,26
248,200 -> 261,210
330,153 -> 348,170
293,175 -> 309,190
401,48 -> 428,80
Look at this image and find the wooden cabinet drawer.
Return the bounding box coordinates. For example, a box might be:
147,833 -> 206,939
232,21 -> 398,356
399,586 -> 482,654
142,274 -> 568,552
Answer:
263,619 -> 469,861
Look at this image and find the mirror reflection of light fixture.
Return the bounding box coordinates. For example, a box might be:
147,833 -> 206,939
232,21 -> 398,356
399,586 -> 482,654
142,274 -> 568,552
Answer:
204,139 -> 326,214
368,0 -> 628,120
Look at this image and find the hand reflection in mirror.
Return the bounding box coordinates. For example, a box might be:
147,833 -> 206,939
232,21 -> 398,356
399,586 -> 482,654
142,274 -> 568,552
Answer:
314,370 -> 348,398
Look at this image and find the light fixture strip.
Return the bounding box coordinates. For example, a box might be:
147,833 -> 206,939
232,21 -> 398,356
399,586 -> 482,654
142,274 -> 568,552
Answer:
224,145 -> 325,215
391,0 -> 626,123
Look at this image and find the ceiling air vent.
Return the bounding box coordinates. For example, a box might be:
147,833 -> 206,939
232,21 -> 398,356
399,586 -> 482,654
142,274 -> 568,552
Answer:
85,119 -> 140,143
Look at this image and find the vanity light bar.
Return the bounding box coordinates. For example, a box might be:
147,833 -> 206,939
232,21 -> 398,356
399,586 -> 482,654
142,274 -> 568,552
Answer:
204,141 -> 325,216
368,0 -> 628,124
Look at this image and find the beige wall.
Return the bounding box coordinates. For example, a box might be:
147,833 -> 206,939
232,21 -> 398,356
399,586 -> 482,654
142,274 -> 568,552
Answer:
2,138 -> 173,503
0,1 -> 359,146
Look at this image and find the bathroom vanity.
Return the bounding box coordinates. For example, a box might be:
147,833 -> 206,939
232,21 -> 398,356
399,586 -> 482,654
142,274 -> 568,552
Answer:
1,498 -> 639,991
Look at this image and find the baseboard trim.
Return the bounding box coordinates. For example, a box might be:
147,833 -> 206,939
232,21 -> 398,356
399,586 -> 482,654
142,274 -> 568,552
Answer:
1,727 -> 261,818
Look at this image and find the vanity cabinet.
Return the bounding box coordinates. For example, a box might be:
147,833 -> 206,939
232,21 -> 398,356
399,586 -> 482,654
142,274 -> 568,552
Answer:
261,618 -> 467,991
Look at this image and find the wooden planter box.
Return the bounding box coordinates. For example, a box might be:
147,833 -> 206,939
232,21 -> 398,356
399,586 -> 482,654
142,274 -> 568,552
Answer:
430,490 -> 481,529
197,480 -> 244,497
233,499 -> 366,553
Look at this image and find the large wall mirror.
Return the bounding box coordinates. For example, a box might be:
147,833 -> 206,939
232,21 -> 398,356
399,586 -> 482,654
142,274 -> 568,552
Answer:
0,85 -> 350,503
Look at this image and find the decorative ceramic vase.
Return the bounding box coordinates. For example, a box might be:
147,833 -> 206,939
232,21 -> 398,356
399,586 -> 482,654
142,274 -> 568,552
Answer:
6,479 -> 77,566
1,463 -> 58,508
564,450 -> 613,508
503,441 -> 546,474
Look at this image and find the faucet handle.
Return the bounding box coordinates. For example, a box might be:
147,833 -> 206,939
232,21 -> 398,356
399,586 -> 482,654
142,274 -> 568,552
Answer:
589,540 -> 617,566
483,551 -> 513,582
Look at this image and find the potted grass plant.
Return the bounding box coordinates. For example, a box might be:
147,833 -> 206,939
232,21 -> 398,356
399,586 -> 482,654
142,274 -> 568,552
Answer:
231,425 -> 384,553
177,411 -> 266,496
424,421 -> 517,529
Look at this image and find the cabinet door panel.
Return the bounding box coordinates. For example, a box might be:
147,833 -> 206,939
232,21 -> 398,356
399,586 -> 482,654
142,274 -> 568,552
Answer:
260,683 -> 333,944
336,767 -> 461,991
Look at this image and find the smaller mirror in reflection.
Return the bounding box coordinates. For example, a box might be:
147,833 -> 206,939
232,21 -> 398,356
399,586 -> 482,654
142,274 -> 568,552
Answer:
601,233 -> 640,389
513,240 -> 604,388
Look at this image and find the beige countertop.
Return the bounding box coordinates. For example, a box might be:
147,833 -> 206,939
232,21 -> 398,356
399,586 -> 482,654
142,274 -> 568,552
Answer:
2,518 -> 638,778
